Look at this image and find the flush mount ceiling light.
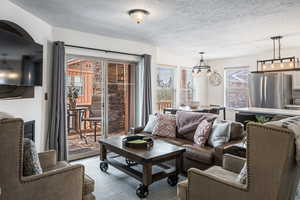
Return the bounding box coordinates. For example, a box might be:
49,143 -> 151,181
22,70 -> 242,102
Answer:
128,9 -> 150,24
257,36 -> 299,72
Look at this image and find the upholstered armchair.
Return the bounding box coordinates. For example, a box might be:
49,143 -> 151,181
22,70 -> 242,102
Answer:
177,123 -> 300,200
0,118 -> 95,200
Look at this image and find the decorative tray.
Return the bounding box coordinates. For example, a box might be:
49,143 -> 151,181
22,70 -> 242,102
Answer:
122,135 -> 153,149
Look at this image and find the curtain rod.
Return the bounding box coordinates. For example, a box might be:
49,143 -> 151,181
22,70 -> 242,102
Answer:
64,44 -> 143,57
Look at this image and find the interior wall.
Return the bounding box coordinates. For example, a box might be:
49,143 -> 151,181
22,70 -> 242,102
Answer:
1,1 -> 206,152
0,0 -> 53,152
208,47 -> 300,120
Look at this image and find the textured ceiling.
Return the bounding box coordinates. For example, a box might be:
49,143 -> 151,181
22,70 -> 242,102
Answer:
9,0 -> 300,59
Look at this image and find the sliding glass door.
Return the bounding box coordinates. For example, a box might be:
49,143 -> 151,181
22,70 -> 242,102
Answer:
106,61 -> 136,137
65,54 -> 137,160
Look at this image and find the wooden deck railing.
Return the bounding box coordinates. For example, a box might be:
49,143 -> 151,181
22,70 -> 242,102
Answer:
157,101 -> 173,113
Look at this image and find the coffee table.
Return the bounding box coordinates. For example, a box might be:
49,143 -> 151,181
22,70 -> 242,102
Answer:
99,135 -> 185,198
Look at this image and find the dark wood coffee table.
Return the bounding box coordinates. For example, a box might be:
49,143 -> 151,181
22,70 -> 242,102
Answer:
98,135 -> 185,198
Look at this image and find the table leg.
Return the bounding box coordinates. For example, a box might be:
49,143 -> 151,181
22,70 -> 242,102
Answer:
223,108 -> 226,120
99,143 -> 107,161
176,153 -> 183,175
99,143 -> 109,172
166,153 -> 182,187
142,162 -> 152,186
136,162 -> 151,198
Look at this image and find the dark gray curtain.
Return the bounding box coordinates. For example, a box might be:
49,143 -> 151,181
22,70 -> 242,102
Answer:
47,41 -> 67,161
141,54 -> 152,125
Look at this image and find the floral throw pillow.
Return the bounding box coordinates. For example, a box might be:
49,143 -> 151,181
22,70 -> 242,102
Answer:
193,120 -> 212,147
152,114 -> 176,138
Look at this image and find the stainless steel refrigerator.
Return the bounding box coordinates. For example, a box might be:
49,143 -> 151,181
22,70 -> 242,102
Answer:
248,73 -> 292,109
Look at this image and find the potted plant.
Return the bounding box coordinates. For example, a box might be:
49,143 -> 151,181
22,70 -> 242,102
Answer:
67,85 -> 79,109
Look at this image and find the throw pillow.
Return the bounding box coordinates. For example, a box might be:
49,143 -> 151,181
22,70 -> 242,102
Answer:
237,163 -> 247,184
152,114 -> 176,138
143,114 -> 158,133
193,120 -> 212,147
23,138 -> 43,176
208,120 -> 231,147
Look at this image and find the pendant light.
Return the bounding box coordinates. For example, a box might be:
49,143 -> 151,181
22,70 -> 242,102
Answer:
257,36 -> 299,72
192,52 -> 212,77
192,52 -> 223,86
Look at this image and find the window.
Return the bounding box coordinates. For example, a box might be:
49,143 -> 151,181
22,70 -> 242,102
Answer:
156,66 -> 176,112
179,68 -> 193,106
224,67 -> 249,108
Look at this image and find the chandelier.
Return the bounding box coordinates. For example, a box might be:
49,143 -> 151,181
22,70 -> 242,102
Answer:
192,52 -> 223,86
128,9 -> 150,24
192,52 -> 212,77
257,36 -> 298,72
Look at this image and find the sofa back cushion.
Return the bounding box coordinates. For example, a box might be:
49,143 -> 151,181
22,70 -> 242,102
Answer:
229,121 -> 244,140
176,111 -> 217,138
176,119 -> 243,143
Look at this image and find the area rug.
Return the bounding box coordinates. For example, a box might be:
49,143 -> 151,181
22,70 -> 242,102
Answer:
73,156 -> 183,200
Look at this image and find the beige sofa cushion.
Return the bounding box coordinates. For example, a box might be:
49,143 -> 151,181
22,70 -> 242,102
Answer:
205,166 -> 239,183
83,174 -> 95,195
177,179 -> 188,200
44,161 -> 95,196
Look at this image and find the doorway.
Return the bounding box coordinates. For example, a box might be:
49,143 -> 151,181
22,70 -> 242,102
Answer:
65,55 -> 136,161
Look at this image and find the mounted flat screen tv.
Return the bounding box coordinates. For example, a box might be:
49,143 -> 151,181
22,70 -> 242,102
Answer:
0,27 -> 43,86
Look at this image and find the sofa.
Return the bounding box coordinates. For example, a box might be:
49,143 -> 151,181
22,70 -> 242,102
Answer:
0,118 -> 95,200
132,115 -> 244,171
177,123 -> 300,200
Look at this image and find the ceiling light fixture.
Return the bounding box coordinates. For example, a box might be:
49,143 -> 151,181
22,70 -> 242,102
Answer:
192,52 -> 212,77
257,36 -> 299,72
128,9 -> 150,24
192,52 -> 223,86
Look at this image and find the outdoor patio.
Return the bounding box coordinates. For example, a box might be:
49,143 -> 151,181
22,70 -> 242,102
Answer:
68,128 -> 126,160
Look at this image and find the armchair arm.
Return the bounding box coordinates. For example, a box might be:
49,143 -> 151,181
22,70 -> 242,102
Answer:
187,168 -> 246,200
38,150 -> 57,171
130,126 -> 145,134
214,140 -> 243,166
21,164 -> 84,200
222,154 -> 246,174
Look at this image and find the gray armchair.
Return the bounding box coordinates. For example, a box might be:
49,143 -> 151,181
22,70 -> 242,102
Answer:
178,123 -> 300,200
0,118 -> 95,200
